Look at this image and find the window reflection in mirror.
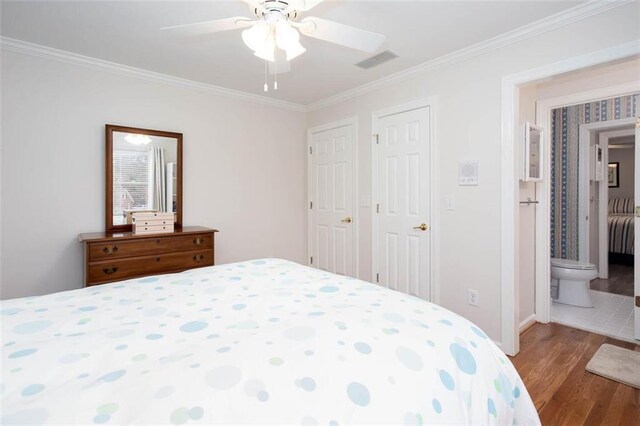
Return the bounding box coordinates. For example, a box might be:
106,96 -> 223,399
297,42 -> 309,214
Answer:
529,127 -> 541,178
112,131 -> 178,226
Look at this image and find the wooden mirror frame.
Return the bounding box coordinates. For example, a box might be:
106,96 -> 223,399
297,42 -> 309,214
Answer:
105,124 -> 183,232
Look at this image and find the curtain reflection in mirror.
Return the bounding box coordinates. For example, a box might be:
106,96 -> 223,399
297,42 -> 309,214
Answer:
149,147 -> 166,212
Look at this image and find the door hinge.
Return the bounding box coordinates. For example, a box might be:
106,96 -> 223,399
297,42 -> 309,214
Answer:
310,146 -> 313,154
310,201 -> 313,209
376,203 -> 380,214
374,134 -> 379,144
376,273 -> 379,283
310,256 -> 313,265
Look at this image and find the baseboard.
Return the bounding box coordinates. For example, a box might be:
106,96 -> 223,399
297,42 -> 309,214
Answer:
519,314 -> 537,333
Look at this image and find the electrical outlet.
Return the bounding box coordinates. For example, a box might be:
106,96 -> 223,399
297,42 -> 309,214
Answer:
468,289 -> 479,306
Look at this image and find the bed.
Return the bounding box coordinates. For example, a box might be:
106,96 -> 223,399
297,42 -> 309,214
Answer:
608,198 -> 635,265
1,259 -> 539,425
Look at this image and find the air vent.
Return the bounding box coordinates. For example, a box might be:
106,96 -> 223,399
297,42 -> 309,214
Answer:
355,50 -> 398,69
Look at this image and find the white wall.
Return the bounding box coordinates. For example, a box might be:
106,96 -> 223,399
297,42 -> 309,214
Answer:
535,57 -> 640,100
307,3 -> 640,342
1,50 -> 307,299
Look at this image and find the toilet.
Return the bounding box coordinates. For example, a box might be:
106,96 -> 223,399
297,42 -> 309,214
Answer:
550,258 -> 598,308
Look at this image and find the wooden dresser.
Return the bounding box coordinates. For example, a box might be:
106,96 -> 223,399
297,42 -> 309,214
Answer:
79,226 -> 218,286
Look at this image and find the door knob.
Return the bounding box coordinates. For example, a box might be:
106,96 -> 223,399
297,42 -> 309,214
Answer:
413,223 -> 429,231
341,217 -> 352,223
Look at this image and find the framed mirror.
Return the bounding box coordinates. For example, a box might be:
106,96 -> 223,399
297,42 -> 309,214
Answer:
521,121 -> 543,182
106,125 -> 182,232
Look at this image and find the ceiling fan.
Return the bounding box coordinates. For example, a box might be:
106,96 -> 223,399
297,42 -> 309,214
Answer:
162,0 -> 386,91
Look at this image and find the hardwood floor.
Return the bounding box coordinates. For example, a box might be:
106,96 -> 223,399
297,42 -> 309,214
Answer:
511,323 -> 639,425
590,263 -> 634,297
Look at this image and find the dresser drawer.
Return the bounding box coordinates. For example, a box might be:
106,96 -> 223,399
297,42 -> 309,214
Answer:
87,249 -> 213,285
88,233 -> 213,261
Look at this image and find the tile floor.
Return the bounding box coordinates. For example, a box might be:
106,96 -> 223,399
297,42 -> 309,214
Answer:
550,290 -> 636,343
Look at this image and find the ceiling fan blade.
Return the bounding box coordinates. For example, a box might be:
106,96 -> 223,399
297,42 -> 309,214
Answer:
240,0 -> 264,13
161,17 -> 254,38
269,49 -> 291,75
297,17 -> 385,53
240,0 -> 262,6
286,0 -> 326,12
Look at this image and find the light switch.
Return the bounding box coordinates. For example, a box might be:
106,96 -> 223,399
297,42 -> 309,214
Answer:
445,196 -> 455,211
360,195 -> 371,208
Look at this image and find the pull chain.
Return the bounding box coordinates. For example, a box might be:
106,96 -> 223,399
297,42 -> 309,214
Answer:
274,57 -> 278,90
263,59 -> 268,92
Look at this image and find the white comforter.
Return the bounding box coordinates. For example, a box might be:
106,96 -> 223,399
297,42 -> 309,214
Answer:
1,259 -> 539,425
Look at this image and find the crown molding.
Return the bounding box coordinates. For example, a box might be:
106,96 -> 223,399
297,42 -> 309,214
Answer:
0,37 -> 307,112
306,0 -> 635,111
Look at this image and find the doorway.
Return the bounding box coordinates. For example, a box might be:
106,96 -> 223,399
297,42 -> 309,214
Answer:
502,46 -> 640,356
307,118 -> 358,277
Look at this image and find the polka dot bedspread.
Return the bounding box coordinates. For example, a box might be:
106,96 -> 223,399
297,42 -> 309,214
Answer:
1,258 -> 540,425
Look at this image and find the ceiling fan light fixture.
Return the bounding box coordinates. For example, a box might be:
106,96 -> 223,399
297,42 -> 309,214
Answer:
241,21 -> 270,52
275,21 -> 299,49
285,41 -> 306,61
253,36 -> 276,62
125,134 -> 152,146
274,21 -> 305,61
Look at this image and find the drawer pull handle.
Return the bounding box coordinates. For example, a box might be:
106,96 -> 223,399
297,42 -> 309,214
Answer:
102,246 -> 118,255
193,237 -> 204,246
156,257 -> 161,262
193,254 -> 204,262
102,267 -> 118,275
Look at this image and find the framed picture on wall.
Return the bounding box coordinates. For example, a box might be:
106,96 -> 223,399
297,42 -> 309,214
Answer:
608,162 -> 619,188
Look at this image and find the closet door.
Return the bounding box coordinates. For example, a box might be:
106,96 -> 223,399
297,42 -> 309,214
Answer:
309,123 -> 355,277
375,106 -> 431,300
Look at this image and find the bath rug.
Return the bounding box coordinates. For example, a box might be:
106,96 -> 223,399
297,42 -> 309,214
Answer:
586,343 -> 640,389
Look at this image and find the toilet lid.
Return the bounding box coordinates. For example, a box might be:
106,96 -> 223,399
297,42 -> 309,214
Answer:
550,258 -> 597,270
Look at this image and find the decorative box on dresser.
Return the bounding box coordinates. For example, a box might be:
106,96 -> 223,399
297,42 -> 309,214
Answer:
79,226 -> 218,286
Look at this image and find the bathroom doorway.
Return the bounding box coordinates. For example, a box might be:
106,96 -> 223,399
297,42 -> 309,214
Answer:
506,49 -> 640,355
536,84 -> 639,343
514,59 -> 640,345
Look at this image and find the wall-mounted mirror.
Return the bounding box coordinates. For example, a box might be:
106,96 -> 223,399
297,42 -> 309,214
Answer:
106,125 -> 182,232
521,122 -> 543,182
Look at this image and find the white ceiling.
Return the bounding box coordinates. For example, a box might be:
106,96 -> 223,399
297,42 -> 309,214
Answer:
1,1 -> 584,105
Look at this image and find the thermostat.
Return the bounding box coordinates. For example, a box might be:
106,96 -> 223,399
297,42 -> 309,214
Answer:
459,160 -> 479,186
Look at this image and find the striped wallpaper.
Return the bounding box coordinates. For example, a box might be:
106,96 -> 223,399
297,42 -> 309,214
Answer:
550,93 -> 639,260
